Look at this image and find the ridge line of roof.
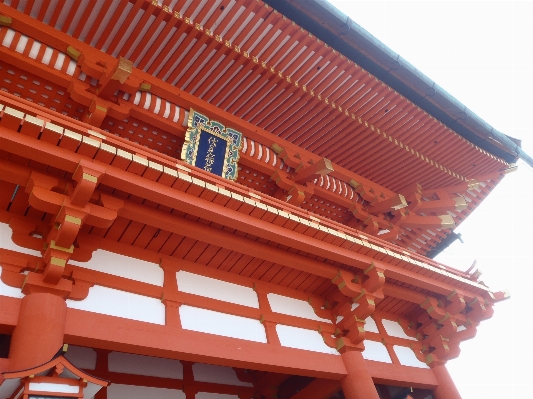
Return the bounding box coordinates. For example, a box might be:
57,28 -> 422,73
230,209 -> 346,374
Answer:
264,0 -> 533,168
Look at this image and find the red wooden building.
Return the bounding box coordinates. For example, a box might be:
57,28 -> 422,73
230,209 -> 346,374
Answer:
0,1 -> 527,399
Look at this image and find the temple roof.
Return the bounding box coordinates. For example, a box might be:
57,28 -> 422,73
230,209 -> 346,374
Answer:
0,0 -> 524,258
265,0 -> 531,167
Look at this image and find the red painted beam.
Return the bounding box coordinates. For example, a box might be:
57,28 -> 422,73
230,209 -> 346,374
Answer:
0,129 -> 488,301
365,361 -> 437,389
0,295 -> 345,378
63,307 -> 347,379
288,378 -> 341,399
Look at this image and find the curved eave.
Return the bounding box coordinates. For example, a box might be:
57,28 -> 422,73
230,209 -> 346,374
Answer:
264,0 -> 533,167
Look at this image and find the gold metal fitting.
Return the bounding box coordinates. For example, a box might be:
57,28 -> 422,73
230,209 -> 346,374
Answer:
66,45 -> 81,61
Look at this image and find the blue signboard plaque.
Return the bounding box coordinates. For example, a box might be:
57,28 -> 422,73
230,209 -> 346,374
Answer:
181,109 -> 243,181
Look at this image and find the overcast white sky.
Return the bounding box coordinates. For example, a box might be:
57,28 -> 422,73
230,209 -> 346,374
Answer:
327,1 -> 533,397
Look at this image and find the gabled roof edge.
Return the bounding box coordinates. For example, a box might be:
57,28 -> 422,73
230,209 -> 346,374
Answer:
264,0 -> 533,168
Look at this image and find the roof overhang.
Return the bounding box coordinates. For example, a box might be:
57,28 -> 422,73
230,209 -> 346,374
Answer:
264,0 -> 532,167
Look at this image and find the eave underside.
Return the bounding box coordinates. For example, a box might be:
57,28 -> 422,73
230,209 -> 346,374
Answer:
0,9 -> 506,258
1,0 -> 509,191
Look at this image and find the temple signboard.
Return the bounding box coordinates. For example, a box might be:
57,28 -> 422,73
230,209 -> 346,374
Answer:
181,109 -> 243,181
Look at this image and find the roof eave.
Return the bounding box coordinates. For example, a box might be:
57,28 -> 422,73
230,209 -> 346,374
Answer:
265,0 -> 532,167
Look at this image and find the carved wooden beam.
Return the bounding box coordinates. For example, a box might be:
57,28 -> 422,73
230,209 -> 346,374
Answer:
294,158 -> 334,185
368,193 -> 408,215
348,179 -> 379,203
420,180 -> 479,198
271,143 -> 303,169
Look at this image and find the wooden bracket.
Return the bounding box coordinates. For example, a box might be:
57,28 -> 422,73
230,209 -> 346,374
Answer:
393,213 -> 455,229
349,179 -> 379,203
270,170 -> 309,206
331,265 -> 385,345
271,143 -> 303,169
368,193 -> 407,214
293,158 -> 334,184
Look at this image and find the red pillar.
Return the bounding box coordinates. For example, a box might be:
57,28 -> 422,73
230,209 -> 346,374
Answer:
8,293 -> 67,371
431,364 -> 462,399
340,350 -> 380,399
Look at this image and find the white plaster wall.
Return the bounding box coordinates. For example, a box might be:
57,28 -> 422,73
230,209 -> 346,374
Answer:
177,271 -> 258,308
108,352 -> 184,379
267,293 -> 330,321
382,319 -> 417,340
0,266 -> 23,298
83,381 -> 103,399
196,393 -> 239,399
362,340 -> 392,363
193,363 -> 253,387
0,222 -> 41,256
275,325 -> 338,355
67,285 -> 165,325
64,345 -> 97,370
69,249 -> 164,286
365,316 -> 380,333
179,305 -> 267,343
107,384 -> 185,399
336,303 -> 359,324
393,345 -> 429,368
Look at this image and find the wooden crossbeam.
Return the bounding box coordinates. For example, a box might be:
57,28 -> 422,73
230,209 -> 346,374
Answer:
288,378 -> 341,399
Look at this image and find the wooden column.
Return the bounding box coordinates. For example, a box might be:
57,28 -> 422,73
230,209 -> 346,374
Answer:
94,349 -> 110,399
340,350 -> 380,399
431,364 -> 462,399
8,293 -> 67,371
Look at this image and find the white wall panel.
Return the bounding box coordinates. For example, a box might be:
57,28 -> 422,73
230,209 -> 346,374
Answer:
64,345 -> 97,370
67,285 -> 165,325
393,345 -> 429,368
0,222 -> 41,256
179,306 -> 267,343
193,363 -> 253,387
0,266 -> 23,298
177,271 -> 258,308
108,352 -> 184,379
107,384 -> 185,399
69,249 -> 163,286
267,294 -> 330,321
276,325 -> 338,355
382,319 -> 417,340
362,340 -> 392,363
365,316 -> 379,333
